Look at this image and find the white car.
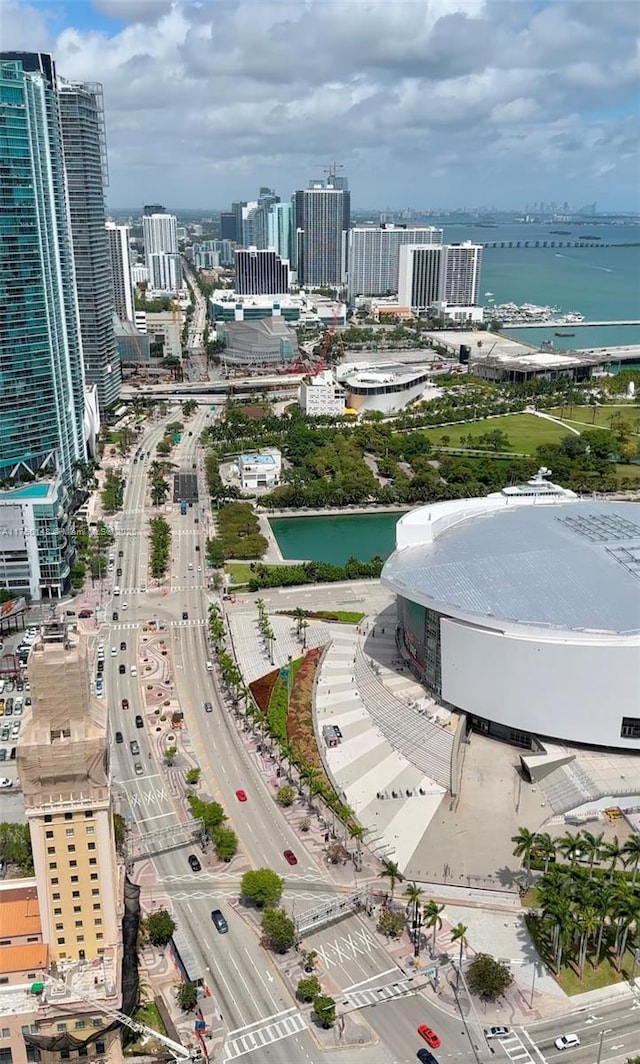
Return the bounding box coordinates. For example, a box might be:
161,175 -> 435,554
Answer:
485,1027 -> 510,1041
130,666 -> 137,677
111,647 -> 117,656
555,1035 -> 580,1051
0,778 -> 12,789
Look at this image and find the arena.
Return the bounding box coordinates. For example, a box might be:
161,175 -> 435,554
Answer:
381,475 -> 640,751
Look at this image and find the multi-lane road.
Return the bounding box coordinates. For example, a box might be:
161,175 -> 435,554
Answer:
98,408 -> 640,1064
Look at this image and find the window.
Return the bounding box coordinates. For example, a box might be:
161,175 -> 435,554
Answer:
72,891 -> 80,898
0,1049 -> 13,1064
26,973 -> 35,979
45,830 -> 53,839
0,942 -> 8,948
77,1049 -> 88,1059
57,937 -> 65,945
65,828 -> 74,837
70,860 -> 77,868
48,862 -> 57,870
621,717 -> 640,739
1,1028 -> 9,1038
96,932 -> 103,940
91,889 -> 99,896
95,1042 -> 105,1053
51,878 -> 58,885
26,1049 -> 41,1063
86,826 -> 94,836
73,904 -> 81,912
56,1023 -> 67,1032
91,1019 -> 103,1028
64,812 -> 72,821
52,893 -> 60,901
44,815 -> 52,823
89,858 -> 97,865
92,903 -> 100,911
85,810 -> 93,818
90,873 -> 98,881
67,845 -> 76,853
87,843 -> 96,851
74,1020 -> 85,1030
0,979 -> 8,987
47,846 -> 55,854
75,920 -> 83,928
77,935 -> 84,943
70,876 -> 78,883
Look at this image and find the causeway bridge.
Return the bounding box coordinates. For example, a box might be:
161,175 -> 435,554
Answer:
482,240 -> 640,249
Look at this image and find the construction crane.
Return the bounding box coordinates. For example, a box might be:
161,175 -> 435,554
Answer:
285,304 -> 343,375
43,977 -> 205,1063
323,161 -> 344,186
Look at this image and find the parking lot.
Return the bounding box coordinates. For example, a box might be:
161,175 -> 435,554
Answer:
0,621 -> 37,777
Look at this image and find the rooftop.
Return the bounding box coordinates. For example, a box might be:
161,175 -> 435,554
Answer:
0,943 -> 48,976
0,895 -> 42,938
383,499 -> 640,635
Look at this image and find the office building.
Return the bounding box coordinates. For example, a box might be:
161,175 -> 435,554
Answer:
142,211 -> 181,292
0,53 -> 88,599
293,178 -> 351,287
235,247 -> 290,295
220,211 -> 238,241
398,241 -> 483,311
348,224 -> 443,300
106,221 -> 135,321
58,79 -> 120,412
143,202 -> 165,215
298,370 -> 346,417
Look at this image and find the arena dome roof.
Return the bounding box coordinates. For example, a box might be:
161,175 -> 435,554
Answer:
382,500 -> 640,635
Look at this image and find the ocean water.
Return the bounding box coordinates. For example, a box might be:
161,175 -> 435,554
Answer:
428,220 -> 640,331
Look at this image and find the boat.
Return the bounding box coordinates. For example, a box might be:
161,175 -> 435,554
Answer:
555,331 -> 575,337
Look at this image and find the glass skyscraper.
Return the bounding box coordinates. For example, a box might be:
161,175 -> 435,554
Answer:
59,79 -> 120,411
0,53 -> 88,598
293,180 -> 351,287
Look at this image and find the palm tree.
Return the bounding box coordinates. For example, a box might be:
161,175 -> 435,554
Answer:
511,827 -> 538,880
379,859 -> 403,904
292,606 -> 306,636
580,830 -> 605,873
534,832 -> 556,874
622,834 -> 640,887
576,906 -> 599,980
600,836 -> 623,882
300,766 -> 321,809
404,882 -> 423,937
450,922 -> 468,981
349,824 -> 365,871
423,900 -> 444,957
556,833 -> 583,868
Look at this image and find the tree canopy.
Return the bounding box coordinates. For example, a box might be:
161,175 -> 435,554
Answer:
240,868 -> 284,908
467,953 -> 513,1001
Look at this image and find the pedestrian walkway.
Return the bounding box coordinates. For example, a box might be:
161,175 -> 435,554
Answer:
222,1009 -> 307,1060
341,976 -> 418,1010
226,607 -> 330,683
500,1030 -> 538,1064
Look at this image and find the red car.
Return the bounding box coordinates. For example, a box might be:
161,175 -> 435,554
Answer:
235,789 -> 247,802
121,698 -> 129,711
283,849 -> 298,866
418,1026 -> 441,1049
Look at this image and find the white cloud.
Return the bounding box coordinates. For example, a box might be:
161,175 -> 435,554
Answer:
0,0 -> 637,208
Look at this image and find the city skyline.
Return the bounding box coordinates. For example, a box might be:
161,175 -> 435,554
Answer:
1,0 -> 637,212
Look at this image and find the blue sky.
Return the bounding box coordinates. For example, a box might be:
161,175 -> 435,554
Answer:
2,0 -> 638,212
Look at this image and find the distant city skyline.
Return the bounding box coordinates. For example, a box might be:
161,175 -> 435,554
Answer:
1,1 -> 637,212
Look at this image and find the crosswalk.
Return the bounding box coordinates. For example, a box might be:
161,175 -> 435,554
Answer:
498,1030 -> 537,1064
223,1009 -> 307,1060
108,619 -> 206,631
342,976 -> 418,1010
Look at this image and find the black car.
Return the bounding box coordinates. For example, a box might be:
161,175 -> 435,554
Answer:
117,568 -> 122,576
417,1051 -> 439,1064
120,641 -> 126,651
115,731 -> 123,744
0,749 -> 6,762
118,550 -> 124,557
188,854 -> 201,872
333,725 -> 343,739
135,715 -> 143,728
182,611 -> 189,620
119,664 -> 126,674
129,740 -> 140,755
97,661 -> 104,673
112,611 -> 119,621
204,702 -> 213,713
211,909 -> 228,934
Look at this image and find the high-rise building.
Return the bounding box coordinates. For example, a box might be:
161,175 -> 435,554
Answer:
398,241 -> 483,311
348,224 -> 443,300
143,202 -> 165,215
235,247 -> 290,295
243,187 -> 280,248
266,202 -> 293,262
0,52 -> 88,599
106,221 -> 135,321
59,79 -> 120,412
398,245 -> 444,309
220,211 -> 238,241
441,242 -> 483,305
142,211 -> 181,292
293,179 -> 351,287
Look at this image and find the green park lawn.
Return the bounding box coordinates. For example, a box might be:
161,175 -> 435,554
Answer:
225,561 -> 254,585
422,412 -> 573,454
546,404 -> 640,433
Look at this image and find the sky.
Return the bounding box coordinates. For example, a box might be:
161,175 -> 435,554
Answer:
1,0 -> 638,212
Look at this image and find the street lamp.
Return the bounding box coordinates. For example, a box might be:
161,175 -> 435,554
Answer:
450,965 -> 482,1064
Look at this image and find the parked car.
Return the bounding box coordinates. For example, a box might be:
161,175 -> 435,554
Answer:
130,665 -> 137,676
211,909 -> 228,934
0,778 -> 12,789
120,642 -> 126,651
204,702 -> 213,713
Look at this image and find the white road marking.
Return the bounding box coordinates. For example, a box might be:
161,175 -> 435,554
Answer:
343,966 -> 398,992
223,1011 -> 307,1060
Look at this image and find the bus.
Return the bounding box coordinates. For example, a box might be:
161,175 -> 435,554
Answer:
180,499 -> 187,515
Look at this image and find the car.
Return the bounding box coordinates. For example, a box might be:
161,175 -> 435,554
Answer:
24,698 -> 30,707
283,849 -> 298,866
3,705 -> 11,717
484,1027 -> 510,1041
188,854 -> 201,872
112,611 -> 119,621
130,666 -> 137,676
0,750 -> 6,762
135,715 -> 143,728
121,698 -> 129,711
417,1051 -> 439,1064
97,661 -> 104,673
139,585 -> 146,593
0,727 -> 9,743
188,563 -> 193,570
116,568 -> 122,576
9,748 -> 16,760
95,687 -> 104,698
134,762 -> 144,776
197,566 -> 202,572
417,1026 -> 441,1049
182,611 -> 188,620
333,724 -> 343,739
115,731 -> 123,744
122,603 -> 128,611
555,1035 -> 580,1051
11,722 -> 20,737
111,647 -> 117,656
119,664 -> 125,674
236,789 -> 247,802
118,550 -> 124,557
210,909 -> 229,934
204,702 -> 213,713
129,740 -> 139,755
0,778 -> 12,789
120,641 -> 126,651
97,643 -> 104,655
